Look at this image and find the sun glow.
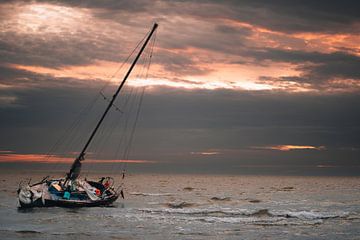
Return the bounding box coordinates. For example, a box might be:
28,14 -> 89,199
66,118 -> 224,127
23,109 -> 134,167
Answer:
11,60 -> 306,91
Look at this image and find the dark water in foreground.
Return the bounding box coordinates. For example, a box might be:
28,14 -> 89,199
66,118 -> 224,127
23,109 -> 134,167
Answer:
0,173 -> 359,239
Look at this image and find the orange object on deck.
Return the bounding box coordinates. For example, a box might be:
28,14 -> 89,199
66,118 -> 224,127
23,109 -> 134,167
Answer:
95,189 -> 101,196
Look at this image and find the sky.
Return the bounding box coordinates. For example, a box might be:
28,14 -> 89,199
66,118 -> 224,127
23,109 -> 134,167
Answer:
0,0 -> 359,175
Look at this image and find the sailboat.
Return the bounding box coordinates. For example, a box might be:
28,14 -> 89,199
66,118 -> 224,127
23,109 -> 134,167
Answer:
17,23 -> 158,208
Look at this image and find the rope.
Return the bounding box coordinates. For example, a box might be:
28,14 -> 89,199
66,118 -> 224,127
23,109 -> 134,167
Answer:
41,29 -> 149,178
120,27 -> 157,177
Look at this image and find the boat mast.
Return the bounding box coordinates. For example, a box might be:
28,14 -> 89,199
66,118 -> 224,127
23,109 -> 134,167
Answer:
66,23 -> 158,181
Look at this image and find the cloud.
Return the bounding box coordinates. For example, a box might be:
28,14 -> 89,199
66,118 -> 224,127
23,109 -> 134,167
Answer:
252,49 -> 360,90
1,70 -> 359,166
49,0 -> 360,34
0,1 -> 360,175
190,151 -> 220,155
253,49 -> 360,79
42,0 -> 152,11
0,4 -> 133,68
174,0 -> 360,34
316,164 -> 336,168
253,145 -> 326,151
0,152 -> 156,163
0,95 -> 17,107
1,1 -> 359,93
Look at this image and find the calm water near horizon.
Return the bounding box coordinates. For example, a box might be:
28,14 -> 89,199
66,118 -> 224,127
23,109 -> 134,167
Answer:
0,172 -> 359,239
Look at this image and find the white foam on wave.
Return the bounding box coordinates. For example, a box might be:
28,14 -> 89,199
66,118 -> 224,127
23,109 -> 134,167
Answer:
133,208 -> 326,226
139,207 -> 253,216
138,206 -> 351,224
197,216 -> 325,226
272,210 -> 350,220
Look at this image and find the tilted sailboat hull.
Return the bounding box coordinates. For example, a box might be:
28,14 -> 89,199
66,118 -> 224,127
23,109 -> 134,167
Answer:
19,194 -> 119,208
18,178 -> 120,208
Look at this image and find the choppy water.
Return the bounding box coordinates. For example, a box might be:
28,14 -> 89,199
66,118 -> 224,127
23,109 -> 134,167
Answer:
0,173 -> 359,239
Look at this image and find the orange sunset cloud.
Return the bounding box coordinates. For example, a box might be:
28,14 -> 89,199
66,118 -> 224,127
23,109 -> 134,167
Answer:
0,153 -> 156,164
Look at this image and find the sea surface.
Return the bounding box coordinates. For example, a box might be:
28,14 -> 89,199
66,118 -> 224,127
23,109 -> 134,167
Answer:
0,172 -> 359,239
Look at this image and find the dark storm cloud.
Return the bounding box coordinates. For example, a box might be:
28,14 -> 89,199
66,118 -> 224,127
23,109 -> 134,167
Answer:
154,49 -> 211,76
45,0 -> 151,11
0,0 -> 151,11
155,19 -> 251,63
230,0 -> 360,33
2,0 -> 358,82
0,28 -> 131,68
252,49 -> 360,85
165,0 -> 360,34
45,0 -> 360,34
0,1 -> 224,75
0,28 -> 212,78
131,88 -> 360,172
0,0 -> 360,175
1,66 -> 359,170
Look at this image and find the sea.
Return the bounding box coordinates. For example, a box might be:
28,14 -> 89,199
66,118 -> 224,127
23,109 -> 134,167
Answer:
0,172 -> 359,239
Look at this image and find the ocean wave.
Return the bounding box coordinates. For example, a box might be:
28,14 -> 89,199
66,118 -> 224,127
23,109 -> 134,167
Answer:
129,192 -> 173,196
197,216 -> 324,226
51,232 -> 93,236
166,201 -> 194,209
210,196 -> 231,201
15,230 -> 42,234
135,208 -> 327,226
272,210 -> 349,220
0,229 -> 44,236
140,207 -> 266,217
271,186 -> 295,192
139,207 -> 350,221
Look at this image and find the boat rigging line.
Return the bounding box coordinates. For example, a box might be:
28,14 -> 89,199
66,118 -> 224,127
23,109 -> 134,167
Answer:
66,23 -> 158,182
